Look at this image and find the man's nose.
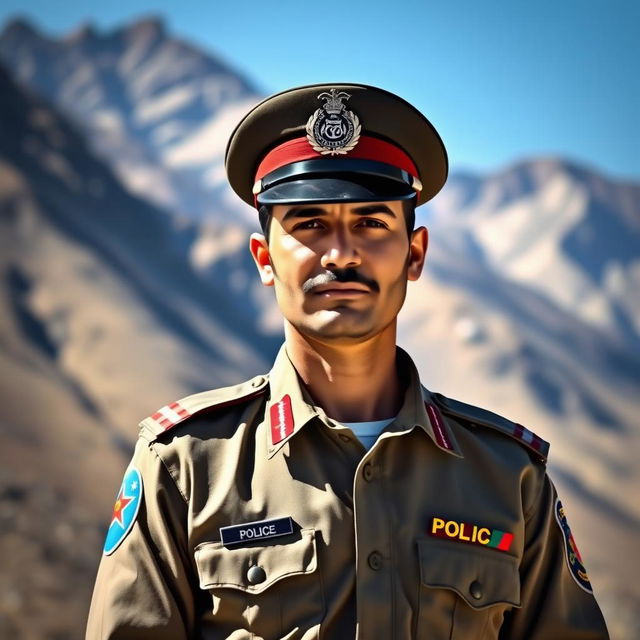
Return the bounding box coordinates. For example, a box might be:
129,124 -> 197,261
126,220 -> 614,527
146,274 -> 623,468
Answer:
320,229 -> 362,270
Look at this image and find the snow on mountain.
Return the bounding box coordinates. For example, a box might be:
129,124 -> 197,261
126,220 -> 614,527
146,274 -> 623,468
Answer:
163,98 -> 257,173
0,16 -> 261,224
420,158 -> 640,350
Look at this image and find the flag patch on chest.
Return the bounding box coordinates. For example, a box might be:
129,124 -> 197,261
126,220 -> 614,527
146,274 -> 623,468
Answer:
430,517 -> 514,552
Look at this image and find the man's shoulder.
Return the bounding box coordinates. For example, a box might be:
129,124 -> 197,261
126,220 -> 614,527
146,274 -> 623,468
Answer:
139,374 -> 269,442
431,392 -> 550,464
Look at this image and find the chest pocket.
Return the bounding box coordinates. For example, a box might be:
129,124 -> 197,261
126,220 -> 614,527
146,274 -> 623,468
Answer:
416,537 -> 521,640
194,528 -> 323,639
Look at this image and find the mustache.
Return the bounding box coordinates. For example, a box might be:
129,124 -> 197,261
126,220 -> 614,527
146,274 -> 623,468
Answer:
302,269 -> 380,294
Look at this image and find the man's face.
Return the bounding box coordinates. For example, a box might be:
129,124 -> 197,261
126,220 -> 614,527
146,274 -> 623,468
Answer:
250,200 -> 428,344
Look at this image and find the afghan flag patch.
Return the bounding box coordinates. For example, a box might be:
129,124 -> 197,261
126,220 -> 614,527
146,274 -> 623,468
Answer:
554,499 -> 592,593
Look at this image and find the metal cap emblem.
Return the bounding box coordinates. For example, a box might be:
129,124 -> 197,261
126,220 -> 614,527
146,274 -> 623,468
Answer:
306,89 -> 361,155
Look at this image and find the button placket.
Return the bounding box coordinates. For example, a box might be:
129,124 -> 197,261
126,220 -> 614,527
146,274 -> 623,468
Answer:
353,452 -> 392,635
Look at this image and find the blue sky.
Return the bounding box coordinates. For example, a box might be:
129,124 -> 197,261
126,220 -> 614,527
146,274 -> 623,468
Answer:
1,0 -> 638,180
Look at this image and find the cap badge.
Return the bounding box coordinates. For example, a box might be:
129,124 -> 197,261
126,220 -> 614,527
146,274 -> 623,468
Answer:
306,89 -> 361,155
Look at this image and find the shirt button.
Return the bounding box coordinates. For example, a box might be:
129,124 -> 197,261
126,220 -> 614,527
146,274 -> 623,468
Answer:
247,565 -> 266,585
363,463 -> 374,482
469,580 -> 483,600
368,551 -> 383,571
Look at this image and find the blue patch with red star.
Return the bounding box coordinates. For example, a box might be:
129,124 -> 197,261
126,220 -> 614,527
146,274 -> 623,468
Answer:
554,498 -> 592,593
103,467 -> 143,556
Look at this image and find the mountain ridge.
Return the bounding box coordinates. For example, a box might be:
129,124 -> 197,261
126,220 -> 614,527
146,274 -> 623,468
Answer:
0,15 -> 261,223
423,156 -> 640,351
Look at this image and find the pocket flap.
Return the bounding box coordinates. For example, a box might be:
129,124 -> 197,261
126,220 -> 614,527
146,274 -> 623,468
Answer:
417,537 -> 521,609
195,528 -> 317,595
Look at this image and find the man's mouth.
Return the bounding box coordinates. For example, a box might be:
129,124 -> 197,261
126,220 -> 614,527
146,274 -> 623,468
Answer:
312,282 -> 371,295
302,269 -> 379,295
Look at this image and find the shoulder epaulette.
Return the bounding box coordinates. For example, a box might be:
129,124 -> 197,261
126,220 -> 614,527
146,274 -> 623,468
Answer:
140,374 -> 269,439
433,392 -> 549,462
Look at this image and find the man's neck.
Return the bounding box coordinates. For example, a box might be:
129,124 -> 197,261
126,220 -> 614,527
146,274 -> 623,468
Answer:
284,324 -> 403,423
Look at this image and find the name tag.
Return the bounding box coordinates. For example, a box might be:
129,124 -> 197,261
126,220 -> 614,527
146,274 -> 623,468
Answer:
220,516 -> 293,546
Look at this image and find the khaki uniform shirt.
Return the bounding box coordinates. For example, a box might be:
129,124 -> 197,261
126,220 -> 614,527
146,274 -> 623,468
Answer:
87,345 -> 609,639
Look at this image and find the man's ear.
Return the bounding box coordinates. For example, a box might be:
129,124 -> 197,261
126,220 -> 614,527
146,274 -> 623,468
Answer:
249,233 -> 274,287
407,226 -> 428,282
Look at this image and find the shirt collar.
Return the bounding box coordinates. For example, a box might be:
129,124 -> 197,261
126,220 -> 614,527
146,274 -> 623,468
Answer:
394,347 -> 463,458
265,343 -> 463,459
266,344 -> 319,458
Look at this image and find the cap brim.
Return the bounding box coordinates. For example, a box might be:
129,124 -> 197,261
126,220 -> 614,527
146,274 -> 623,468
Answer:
256,176 -> 416,206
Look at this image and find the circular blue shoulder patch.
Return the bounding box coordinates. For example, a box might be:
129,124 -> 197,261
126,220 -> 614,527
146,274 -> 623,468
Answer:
103,467 -> 143,556
554,498 -> 592,593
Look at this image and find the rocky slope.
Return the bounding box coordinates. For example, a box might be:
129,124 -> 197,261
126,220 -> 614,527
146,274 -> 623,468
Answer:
0,63 -> 271,638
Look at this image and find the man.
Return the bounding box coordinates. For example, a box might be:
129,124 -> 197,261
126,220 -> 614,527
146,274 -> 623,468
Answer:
86,84 -> 609,638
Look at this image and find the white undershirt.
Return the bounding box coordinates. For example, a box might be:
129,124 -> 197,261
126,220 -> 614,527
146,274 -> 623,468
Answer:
341,418 -> 395,451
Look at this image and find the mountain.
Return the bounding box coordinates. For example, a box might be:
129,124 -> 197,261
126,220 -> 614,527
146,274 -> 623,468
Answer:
2,16 -> 638,350
0,62 -> 274,638
420,159 -> 640,351
0,16 -> 261,223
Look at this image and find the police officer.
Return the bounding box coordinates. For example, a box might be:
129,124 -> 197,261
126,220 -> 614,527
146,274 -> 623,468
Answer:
86,83 -> 609,639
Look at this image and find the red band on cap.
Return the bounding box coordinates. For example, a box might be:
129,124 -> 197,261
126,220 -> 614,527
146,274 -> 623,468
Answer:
255,135 -> 419,183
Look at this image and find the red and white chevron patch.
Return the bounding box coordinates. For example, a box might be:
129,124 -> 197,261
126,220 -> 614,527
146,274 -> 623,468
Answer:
151,401 -> 191,431
513,423 -> 543,452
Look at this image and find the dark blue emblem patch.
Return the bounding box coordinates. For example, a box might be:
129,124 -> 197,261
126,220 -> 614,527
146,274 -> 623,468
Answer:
220,516 -> 293,546
103,467 -> 143,556
554,499 -> 592,593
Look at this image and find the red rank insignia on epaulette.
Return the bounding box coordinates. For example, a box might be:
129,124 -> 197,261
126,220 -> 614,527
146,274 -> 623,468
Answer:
513,423 -> 545,453
151,401 -> 191,431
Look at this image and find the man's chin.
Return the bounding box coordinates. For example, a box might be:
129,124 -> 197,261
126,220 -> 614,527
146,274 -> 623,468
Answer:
295,310 -> 377,343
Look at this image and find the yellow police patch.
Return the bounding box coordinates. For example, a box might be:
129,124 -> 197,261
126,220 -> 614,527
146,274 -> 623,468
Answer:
430,516 -> 514,552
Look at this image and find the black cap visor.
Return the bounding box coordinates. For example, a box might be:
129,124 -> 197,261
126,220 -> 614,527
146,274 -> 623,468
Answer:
257,176 -> 415,205
255,158 -> 417,205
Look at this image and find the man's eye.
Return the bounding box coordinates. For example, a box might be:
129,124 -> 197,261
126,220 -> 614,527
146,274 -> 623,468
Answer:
295,219 -> 324,230
358,218 -> 387,229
